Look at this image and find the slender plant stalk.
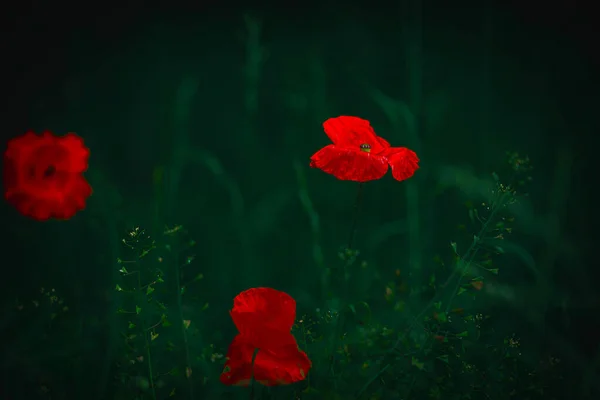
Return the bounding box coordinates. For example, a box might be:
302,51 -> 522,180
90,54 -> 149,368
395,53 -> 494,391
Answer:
360,188 -> 512,399
137,271 -> 157,400
329,182 -> 366,389
347,182 -> 365,251
173,248 -> 195,400
250,348 -> 259,400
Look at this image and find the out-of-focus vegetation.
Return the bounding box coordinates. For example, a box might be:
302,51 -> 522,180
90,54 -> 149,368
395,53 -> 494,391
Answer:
1,2 -> 596,399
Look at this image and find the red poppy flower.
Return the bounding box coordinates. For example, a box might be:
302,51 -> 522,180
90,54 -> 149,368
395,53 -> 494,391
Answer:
221,287 -> 311,387
220,334 -> 311,387
3,131 -> 92,221
229,287 -> 297,349
310,116 -> 419,182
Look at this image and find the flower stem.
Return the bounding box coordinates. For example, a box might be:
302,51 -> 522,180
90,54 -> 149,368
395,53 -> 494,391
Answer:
137,272 -> 157,400
174,256 -> 195,400
250,348 -> 259,400
347,182 -> 365,250
328,182 -> 366,391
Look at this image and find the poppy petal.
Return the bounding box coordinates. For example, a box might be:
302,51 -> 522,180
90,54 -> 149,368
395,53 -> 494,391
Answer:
323,116 -> 389,154
230,288 -> 297,349
5,174 -> 92,221
3,131 -> 92,221
375,135 -> 391,149
220,335 -> 255,387
220,334 -> 311,387
253,343 -> 311,387
385,147 -> 419,181
310,145 -> 388,182
56,132 -> 90,173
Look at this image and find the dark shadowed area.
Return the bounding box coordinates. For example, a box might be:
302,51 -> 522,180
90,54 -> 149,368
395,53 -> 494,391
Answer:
1,0 -> 597,399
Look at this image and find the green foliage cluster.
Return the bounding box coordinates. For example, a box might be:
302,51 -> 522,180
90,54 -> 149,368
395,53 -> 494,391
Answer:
113,226 -> 208,399
93,153 -> 564,400
2,287 -> 70,397
275,153 -> 563,400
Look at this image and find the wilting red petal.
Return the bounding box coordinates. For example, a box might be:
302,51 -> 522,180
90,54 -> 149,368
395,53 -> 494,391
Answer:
310,145 -> 388,182
230,288 -> 297,349
220,334 -> 311,387
3,131 -> 92,221
323,116 -> 390,155
384,147 -> 419,181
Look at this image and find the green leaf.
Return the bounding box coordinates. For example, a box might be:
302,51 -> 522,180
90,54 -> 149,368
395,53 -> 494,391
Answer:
429,273 -> 436,287
456,331 -> 468,337
146,286 -> 155,295
450,241 -> 458,255
436,355 -> 449,364
156,301 -> 167,310
140,247 -> 153,258
161,314 -> 172,327
128,322 -> 136,329
433,301 -> 442,310
151,332 -> 159,341
436,312 -> 447,323
201,302 -> 209,311
118,266 -> 128,274
135,305 -> 142,315
488,268 -> 499,275
458,287 -> 467,295
157,275 -> 165,283
429,385 -> 442,400
115,284 -> 123,292
411,357 -> 425,370
492,172 -> 499,182
193,273 -> 204,282
180,287 -> 186,295
117,308 -> 127,314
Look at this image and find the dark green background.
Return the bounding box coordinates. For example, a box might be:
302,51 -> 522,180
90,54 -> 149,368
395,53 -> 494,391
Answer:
1,0 -> 597,399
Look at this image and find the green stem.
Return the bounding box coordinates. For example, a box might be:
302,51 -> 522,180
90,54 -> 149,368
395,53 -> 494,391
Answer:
355,364 -> 389,399
347,182 -> 365,250
174,261 -> 195,400
250,348 -> 259,400
329,182 -> 366,389
138,272 -> 157,400
370,190 -> 510,391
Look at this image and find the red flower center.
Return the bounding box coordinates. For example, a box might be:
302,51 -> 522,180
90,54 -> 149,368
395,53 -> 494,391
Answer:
359,143 -> 371,153
29,164 -> 56,180
27,144 -> 68,182
43,165 -> 56,177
